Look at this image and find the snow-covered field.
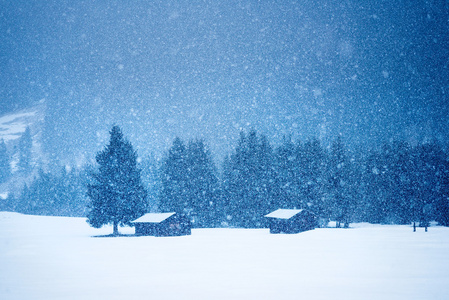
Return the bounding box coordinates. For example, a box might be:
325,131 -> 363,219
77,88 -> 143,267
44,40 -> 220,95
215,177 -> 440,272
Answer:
1,212 -> 448,300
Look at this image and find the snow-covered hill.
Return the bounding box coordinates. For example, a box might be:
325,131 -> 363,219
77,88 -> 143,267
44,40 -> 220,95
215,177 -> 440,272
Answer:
0,101 -> 46,166
0,111 -> 37,142
0,103 -> 47,196
0,101 -> 45,140
1,212 -> 448,300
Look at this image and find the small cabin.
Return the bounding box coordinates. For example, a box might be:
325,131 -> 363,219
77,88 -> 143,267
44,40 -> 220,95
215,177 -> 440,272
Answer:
265,209 -> 317,234
132,212 -> 191,237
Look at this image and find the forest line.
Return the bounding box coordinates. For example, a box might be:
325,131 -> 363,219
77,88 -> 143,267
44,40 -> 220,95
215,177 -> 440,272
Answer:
1,127 -> 448,228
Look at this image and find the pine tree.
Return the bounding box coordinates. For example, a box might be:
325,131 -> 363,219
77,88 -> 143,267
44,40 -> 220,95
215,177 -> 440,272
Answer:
0,139 -> 11,183
362,149 -> 386,224
185,139 -> 219,227
328,136 -> 352,228
223,130 -> 276,228
275,137 -> 299,209
26,169 -> 56,215
414,142 -> 448,226
159,138 -> 219,227
140,154 -> 161,213
17,126 -> 33,173
159,137 -> 189,214
301,139 -> 327,218
389,141 -> 414,224
86,126 -> 147,235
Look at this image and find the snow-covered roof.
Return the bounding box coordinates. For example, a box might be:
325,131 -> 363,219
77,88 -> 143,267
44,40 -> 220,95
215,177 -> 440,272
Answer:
132,212 -> 176,223
265,209 -> 304,219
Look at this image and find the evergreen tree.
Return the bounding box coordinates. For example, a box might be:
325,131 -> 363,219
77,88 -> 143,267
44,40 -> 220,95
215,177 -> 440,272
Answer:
159,137 -> 189,214
15,166 -> 89,217
140,154 -> 161,213
414,142 -> 449,226
16,169 -> 54,215
391,141 -> 414,224
220,154 -> 233,226
301,139 -> 328,219
436,162 -> 449,226
223,130 -> 276,228
364,141 -> 416,224
361,141 -> 416,224
17,126 -> 33,173
53,166 -> 89,217
435,151 -> 449,226
223,131 -> 250,227
328,136 -> 352,227
257,134 -> 278,213
185,139 -> 220,227
159,138 -> 219,227
275,137 -> 329,222
362,149 -> 387,223
275,137 -> 300,209
0,139 -> 11,183
86,126 -> 147,235
17,184 -> 31,213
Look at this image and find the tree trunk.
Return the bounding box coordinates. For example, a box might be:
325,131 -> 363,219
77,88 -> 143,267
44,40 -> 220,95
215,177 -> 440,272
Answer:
113,222 -> 119,236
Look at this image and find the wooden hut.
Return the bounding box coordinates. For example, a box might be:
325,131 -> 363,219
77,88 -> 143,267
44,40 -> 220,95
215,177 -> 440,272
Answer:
265,209 -> 317,234
132,212 -> 191,236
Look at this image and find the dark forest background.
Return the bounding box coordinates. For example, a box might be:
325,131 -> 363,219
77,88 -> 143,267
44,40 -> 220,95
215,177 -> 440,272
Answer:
1,129 -> 448,228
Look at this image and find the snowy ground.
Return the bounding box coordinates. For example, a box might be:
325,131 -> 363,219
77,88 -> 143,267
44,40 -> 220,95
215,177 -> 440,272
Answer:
1,212 -> 448,300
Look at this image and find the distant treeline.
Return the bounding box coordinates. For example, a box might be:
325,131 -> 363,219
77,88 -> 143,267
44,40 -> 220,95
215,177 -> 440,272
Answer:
2,168 -> 90,217
158,131 -> 449,228
1,129 -> 448,228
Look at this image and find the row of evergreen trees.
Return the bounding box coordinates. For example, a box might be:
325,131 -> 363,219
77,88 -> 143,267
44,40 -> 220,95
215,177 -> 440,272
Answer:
159,130 -> 449,228
2,126 -> 448,230
4,168 -> 89,217
0,125 -> 89,216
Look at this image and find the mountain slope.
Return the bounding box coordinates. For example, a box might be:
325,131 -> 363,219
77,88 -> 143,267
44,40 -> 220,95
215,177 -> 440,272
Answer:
0,102 -> 47,196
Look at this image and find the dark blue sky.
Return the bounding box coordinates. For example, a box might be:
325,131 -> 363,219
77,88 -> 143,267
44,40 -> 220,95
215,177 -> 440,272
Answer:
1,0 -> 448,162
